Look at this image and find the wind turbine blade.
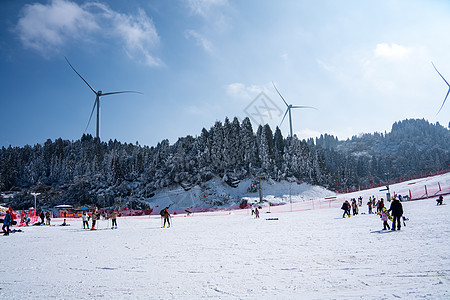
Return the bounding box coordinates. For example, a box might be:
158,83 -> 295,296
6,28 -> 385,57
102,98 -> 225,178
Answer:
101,91 -> 143,96
65,57 -> 97,95
432,62 -> 450,87
280,109 -> 289,126
436,88 -> 450,115
291,105 -> 318,110
85,100 -> 97,133
272,81 -> 289,107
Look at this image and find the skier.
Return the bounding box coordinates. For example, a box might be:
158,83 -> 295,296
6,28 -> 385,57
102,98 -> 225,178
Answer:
255,207 -> 260,218
81,211 -> 89,229
358,196 -> 363,206
380,209 -> 391,230
388,197 -> 403,231
437,195 -> 444,205
2,209 -> 11,236
91,209 -> 100,230
160,207 -> 171,228
341,200 -> 351,218
110,209 -> 118,229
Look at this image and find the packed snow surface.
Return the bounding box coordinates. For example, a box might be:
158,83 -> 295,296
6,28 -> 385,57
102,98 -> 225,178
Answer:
1,173 -> 449,299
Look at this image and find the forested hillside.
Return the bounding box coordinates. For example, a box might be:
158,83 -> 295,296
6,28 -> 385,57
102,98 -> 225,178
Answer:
0,118 -> 448,210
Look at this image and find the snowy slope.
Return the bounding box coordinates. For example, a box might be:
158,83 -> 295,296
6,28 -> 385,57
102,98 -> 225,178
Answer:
1,173 -> 449,299
148,178 -> 336,212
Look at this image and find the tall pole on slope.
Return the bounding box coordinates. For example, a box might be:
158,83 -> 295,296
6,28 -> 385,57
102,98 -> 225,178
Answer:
31,192 -> 40,215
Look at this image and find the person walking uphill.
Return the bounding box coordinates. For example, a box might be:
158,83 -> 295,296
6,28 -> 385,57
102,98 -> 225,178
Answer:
160,207 -> 171,228
388,197 -> 403,231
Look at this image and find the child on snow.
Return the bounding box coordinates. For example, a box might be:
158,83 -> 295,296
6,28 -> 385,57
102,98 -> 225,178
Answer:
380,209 -> 390,230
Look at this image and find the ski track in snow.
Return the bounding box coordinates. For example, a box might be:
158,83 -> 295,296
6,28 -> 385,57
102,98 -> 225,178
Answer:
1,174 -> 450,299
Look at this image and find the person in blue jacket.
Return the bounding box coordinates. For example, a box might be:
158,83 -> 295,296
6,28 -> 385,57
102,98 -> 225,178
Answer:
2,210 -> 12,236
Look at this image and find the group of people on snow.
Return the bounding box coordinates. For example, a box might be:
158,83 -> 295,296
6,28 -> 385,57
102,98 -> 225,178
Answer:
342,195 -> 409,231
80,209 -> 118,230
341,199 -> 360,218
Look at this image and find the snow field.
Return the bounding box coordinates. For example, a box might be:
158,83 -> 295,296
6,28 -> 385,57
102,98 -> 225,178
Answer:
1,195 -> 449,299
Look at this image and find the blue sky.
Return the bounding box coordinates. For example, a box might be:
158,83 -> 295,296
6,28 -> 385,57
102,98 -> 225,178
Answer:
1,0 -> 449,148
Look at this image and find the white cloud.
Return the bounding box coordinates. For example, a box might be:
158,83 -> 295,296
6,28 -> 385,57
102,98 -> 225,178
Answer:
185,29 -> 213,53
373,43 -> 411,60
16,0 -> 161,66
111,8 -> 162,67
226,83 -> 269,99
16,0 -> 97,55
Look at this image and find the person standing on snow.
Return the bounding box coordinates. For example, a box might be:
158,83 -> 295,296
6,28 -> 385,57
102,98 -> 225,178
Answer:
437,195 -> 444,205
91,209 -> 100,230
81,211 -> 89,229
377,198 -> 385,214
161,207 -> 171,228
367,200 -> 373,214
2,210 -> 12,236
110,209 -> 118,229
341,200 -> 351,218
351,199 -> 358,215
45,211 -> 51,225
380,209 -> 391,230
388,197 -> 403,231
255,207 -> 260,218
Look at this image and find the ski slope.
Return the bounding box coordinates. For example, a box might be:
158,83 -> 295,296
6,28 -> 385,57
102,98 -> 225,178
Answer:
1,173 -> 449,299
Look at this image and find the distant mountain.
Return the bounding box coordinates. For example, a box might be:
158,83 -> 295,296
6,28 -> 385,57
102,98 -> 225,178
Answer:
315,119 -> 449,187
0,118 -> 448,210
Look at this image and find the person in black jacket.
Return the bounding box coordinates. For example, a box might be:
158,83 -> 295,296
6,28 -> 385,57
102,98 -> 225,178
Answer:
341,200 -> 351,218
388,197 -> 403,231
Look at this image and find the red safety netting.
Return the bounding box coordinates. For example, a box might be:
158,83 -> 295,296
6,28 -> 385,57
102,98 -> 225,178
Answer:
18,208 -> 39,227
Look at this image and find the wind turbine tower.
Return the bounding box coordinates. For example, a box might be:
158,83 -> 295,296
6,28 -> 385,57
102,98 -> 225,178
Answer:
272,81 -> 316,138
65,57 -> 142,140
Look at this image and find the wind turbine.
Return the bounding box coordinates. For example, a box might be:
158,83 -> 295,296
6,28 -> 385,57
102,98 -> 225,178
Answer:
65,57 -> 142,140
272,81 -> 316,137
431,62 -> 449,115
